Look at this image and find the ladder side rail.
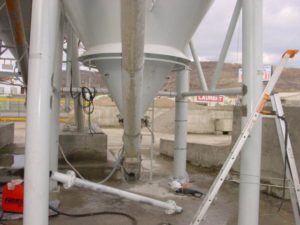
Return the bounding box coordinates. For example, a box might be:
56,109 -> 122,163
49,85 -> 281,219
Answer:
273,94 -> 300,207
271,95 -> 300,224
190,112 -> 259,224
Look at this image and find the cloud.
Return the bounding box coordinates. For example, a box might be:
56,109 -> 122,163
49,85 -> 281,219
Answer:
193,0 -> 300,68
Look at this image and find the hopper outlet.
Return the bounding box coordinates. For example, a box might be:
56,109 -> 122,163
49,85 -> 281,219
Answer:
94,59 -> 174,116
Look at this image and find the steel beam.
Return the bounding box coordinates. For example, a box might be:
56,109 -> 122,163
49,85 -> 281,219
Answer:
189,40 -> 208,91
5,0 -> 29,85
210,0 -> 242,90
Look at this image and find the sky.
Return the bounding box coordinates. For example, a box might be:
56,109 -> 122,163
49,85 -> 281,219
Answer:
1,0 -> 299,70
193,0 -> 300,68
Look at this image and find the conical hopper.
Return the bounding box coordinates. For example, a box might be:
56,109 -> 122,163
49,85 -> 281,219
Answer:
63,0 -> 214,116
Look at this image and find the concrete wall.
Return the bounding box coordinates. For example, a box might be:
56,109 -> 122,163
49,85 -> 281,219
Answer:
160,106 -> 300,196
0,123 -> 14,149
59,131 -> 107,163
188,105 -> 233,134
93,105 -> 121,128
90,100 -> 234,135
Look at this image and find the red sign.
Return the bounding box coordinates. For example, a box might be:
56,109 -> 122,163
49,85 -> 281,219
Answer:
196,95 -> 224,103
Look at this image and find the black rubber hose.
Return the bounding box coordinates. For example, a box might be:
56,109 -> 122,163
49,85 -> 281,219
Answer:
49,205 -> 137,225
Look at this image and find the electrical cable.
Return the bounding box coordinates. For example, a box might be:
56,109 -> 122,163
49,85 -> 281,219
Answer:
98,147 -> 124,184
59,144 -> 85,180
49,205 -> 137,225
69,66 -> 97,135
277,115 -> 289,211
59,143 -> 125,184
145,125 -> 155,181
81,86 -> 97,135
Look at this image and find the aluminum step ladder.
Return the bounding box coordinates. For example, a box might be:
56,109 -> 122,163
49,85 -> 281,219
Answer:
190,50 -> 299,225
271,93 -> 300,224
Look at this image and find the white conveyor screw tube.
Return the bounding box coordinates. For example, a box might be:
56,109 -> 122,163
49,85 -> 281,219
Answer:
50,171 -> 183,214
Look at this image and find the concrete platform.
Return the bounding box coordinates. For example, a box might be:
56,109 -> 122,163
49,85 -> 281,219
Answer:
1,157 -> 295,225
0,124 -> 297,225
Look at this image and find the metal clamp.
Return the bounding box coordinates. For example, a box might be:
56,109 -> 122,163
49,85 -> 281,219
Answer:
63,170 -> 76,189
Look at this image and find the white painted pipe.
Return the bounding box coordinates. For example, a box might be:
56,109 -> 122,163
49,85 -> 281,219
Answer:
182,87 -> 244,97
157,91 -> 177,97
23,0 -> 61,225
121,0 -> 146,178
189,40 -> 208,91
49,13 -> 65,191
174,68 -> 189,181
238,0 -> 263,225
64,24 -> 72,113
50,171 -> 182,214
210,0 -> 242,90
61,87 -> 109,94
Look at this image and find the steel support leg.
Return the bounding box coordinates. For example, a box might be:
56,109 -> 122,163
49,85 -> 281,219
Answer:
210,0 -> 242,90
238,0 -> 263,225
174,68 -> 189,181
49,13 -> 65,191
69,28 -> 84,132
24,1 -> 61,225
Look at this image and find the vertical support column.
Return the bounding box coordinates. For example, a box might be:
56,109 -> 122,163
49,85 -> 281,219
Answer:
70,29 -> 85,132
174,68 -> 189,181
64,24 -> 71,113
23,0 -> 61,225
49,13 -> 64,191
238,0 -> 263,225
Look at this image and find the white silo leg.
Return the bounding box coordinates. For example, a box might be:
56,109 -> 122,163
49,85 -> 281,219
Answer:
238,0 -> 263,225
174,68 -> 189,181
24,1 -> 61,225
70,30 -> 85,132
49,12 -> 65,191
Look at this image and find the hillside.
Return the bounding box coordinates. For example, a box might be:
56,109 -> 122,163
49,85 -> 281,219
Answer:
64,61 -> 300,93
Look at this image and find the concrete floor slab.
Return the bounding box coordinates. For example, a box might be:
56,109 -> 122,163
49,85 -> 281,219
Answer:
0,123 -> 296,225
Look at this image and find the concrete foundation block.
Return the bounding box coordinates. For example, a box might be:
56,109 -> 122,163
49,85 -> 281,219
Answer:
0,123 -> 14,149
59,131 -> 107,163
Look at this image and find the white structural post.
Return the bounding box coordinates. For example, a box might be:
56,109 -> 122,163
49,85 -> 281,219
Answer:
238,0 -> 263,225
210,0 -> 242,90
49,13 -> 65,191
121,0 -> 145,179
174,68 -> 189,181
64,24 -> 72,113
23,0 -> 61,225
70,30 -> 85,132
189,40 -> 208,91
